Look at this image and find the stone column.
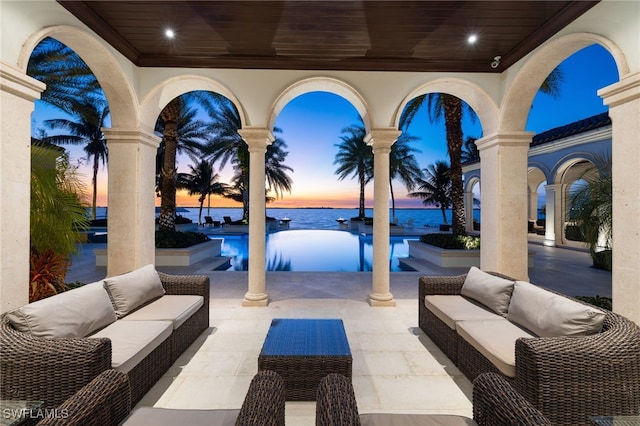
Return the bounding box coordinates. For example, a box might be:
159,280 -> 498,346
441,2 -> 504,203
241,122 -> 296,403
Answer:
476,131 -> 533,281
543,184 -> 557,247
599,72 -> 640,325
367,129 -> 399,307
239,128 -> 273,307
0,63 -> 45,313
102,128 -> 159,277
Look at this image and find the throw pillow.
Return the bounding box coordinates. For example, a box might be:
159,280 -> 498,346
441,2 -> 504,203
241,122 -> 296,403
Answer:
6,282 -> 117,338
507,280 -> 606,337
103,264 -> 165,318
460,266 -> 515,316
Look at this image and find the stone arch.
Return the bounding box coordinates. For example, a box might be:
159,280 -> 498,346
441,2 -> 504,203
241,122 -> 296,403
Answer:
19,25 -> 138,128
500,33 -> 626,132
267,77 -> 372,131
395,78 -> 499,135
465,173 -> 481,193
552,156 -> 597,244
550,151 -> 607,182
139,75 -> 247,131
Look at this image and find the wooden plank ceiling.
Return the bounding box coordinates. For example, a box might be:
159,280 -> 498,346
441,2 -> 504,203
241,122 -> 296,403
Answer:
56,1 -> 598,73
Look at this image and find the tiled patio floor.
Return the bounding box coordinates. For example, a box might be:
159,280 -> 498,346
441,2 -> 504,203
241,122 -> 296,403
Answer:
66,237 -> 611,425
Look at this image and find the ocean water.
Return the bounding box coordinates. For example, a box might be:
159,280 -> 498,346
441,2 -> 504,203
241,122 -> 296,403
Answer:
93,206 -> 480,230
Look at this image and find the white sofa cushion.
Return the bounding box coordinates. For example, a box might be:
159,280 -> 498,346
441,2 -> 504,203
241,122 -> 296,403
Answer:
507,281 -> 606,337
103,264 -> 165,318
123,407 -> 240,426
90,320 -> 172,373
6,282 -> 116,338
121,295 -> 203,330
460,267 -> 515,316
456,319 -> 536,377
425,295 -> 500,330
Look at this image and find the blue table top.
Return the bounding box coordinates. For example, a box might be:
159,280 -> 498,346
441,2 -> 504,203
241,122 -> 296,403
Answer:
261,318 -> 351,357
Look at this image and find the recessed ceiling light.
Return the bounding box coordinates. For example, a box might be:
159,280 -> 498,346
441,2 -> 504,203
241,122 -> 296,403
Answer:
165,29 -> 175,39
467,34 -> 478,44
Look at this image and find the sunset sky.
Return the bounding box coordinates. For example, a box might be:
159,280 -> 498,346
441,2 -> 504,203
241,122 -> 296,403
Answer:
32,44 -> 617,209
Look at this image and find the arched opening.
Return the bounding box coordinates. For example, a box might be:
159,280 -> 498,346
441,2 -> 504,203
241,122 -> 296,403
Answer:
27,36 -> 111,300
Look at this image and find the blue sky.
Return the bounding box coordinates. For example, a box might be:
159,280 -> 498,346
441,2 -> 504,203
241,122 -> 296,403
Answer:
32,44 -> 618,208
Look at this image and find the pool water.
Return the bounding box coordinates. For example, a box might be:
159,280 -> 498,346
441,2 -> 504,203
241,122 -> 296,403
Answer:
218,230 -> 418,272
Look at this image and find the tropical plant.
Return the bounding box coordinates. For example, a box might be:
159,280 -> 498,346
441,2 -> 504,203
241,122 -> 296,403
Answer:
42,99 -> 109,220
408,161 -> 452,225
177,156 -> 230,225
30,142 -> 89,301
155,96 -> 210,231
419,233 -> 480,250
568,155 -> 612,270
389,133 -> 423,221
334,119 -> 372,218
204,99 -> 293,220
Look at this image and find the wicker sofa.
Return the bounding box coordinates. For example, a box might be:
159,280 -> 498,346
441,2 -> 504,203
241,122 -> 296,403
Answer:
32,369 -> 285,426
315,372 -> 552,426
419,267 -> 640,425
1,265 -> 210,409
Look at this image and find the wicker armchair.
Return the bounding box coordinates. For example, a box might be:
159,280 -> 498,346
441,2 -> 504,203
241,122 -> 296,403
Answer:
419,273 -> 640,425
315,372 -> 552,426
34,370 -> 285,426
0,272 -> 210,409
36,369 -> 131,426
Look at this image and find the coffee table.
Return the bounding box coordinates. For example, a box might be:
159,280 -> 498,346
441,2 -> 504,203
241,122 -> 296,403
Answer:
258,318 -> 352,401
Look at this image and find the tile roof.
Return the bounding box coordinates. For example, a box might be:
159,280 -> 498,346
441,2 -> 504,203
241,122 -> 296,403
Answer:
530,112 -> 611,146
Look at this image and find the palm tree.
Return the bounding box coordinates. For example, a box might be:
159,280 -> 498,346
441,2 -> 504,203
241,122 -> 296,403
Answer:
42,99 -> 109,220
30,142 -> 89,301
178,157 -> 230,225
155,97 -> 209,230
401,93 -> 467,235
264,136 -> 294,201
461,136 -> 480,164
539,67 -> 565,98
408,161 -> 452,225
333,120 -> 372,218
389,133 -> 423,221
27,37 -> 102,116
205,99 -> 293,220
569,155 -> 612,269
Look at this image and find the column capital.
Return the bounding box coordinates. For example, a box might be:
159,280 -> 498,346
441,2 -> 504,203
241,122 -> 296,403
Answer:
599,71 -> 640,107
0,61 -> 45,101
102,127 -> 160,148
239,127 -> 274,150
475,131 -> 534,151
365,128 -> 401,150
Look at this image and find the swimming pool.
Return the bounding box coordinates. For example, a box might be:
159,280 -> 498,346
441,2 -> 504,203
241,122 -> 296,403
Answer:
217,230 -> 418,272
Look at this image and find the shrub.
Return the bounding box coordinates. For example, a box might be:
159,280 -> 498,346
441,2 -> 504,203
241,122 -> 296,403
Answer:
155,230 -> 208,248
419,233 -> 480,250
574,295 -> 612,311
591,249 -> 612,271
